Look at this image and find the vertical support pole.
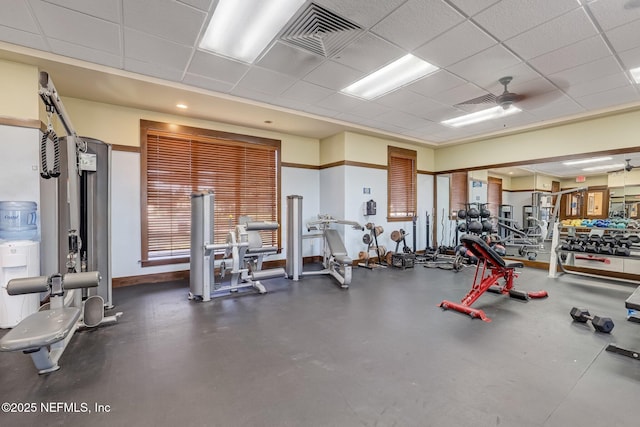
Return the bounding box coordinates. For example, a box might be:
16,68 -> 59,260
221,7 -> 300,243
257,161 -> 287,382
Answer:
548,222 -> 560,278
286,195 -> 303,281
190,192 -> 214,300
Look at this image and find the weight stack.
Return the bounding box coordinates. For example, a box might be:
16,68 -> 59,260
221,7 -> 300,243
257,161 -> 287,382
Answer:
391,253 -> 415,270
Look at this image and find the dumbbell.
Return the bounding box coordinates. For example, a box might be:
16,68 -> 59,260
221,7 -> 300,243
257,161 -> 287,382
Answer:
570,307 -> 615,333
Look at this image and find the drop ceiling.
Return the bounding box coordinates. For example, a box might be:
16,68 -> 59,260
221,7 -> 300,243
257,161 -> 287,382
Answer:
1,0 -> 640,146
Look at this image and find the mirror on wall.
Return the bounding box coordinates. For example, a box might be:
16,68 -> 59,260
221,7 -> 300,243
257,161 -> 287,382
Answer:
434,151 -> 640,265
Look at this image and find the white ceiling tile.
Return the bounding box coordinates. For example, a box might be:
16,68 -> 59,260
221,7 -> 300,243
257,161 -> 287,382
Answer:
177,0 -> 213,12
413,21 -> 496,68
332,33 -> 405,73
182,73 -> 234,93
420,105 -> 467,122
474,0 -> 578,40
446,0 -> 500,17
575,84 -> 640,110
237,67 -> 297,96
564,73 -> 631,98
303,60 -> 363,90
372,0 -> 464,51
526,95 -> 586,120
302,104 -> 341,118
49,38 -> 122,68
407,70 -> 466,96
315,92 -> 366,112
124,57 -> 184,81
430,83 -> 488,105
1,1 -> 39,32
550,56 -> 623,89
188,51 -> 250,85
123,0 -> 205,46
229,86 -> 275,105
605,19 -> 640,53
588,0 -> 640,30
29,0 -> 121,54
257,42 -> 325,78
313,0 -> 407,27
508,77 -> 558,99
376,89 -> 434,111
124,29 -> 193,70
0,25 -> 46,50
528,36 -> 611,75
618,45 -> 640,69
345,100 -> 391,118
376,110 -> 432,130
281,81 -> 334,103
43,0 -> 121,22
505,8 -> 598,59
447,44 -> 521,83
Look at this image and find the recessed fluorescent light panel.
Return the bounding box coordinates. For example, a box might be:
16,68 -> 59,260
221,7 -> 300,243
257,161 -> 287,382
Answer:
582,163 -> 624,171
341,54 -> 438,100
631,66 -> 640,84
199,0 -> 305,63
563,156 -> 612,166
441,105 -> 521,128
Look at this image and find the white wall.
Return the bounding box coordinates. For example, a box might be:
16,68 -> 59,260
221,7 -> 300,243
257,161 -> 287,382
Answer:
281,166 -> 320,259
0,125 -> 40,204
436,175 -> 456,248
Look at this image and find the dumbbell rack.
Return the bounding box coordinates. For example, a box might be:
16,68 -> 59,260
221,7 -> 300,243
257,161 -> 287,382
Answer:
549,222 -> 640,283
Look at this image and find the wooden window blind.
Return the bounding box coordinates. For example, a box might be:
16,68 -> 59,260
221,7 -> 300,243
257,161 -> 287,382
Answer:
387,146 -> 417,221
140,120 -> 281,266
450,172 -> 469,218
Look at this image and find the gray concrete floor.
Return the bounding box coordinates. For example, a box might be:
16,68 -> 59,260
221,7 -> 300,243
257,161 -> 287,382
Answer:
1,265 -> 640,426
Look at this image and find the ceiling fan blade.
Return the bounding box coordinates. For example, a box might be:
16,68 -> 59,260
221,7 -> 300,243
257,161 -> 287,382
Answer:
454,93 -> 496,107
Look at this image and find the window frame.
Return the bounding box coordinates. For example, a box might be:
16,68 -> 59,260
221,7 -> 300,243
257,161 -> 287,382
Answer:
140,120 -> 281,267
387,146 -> 417,222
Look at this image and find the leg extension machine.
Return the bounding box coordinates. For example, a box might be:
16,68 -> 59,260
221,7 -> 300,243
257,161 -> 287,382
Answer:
439,234 -> 548,322
0,272 -> 117,374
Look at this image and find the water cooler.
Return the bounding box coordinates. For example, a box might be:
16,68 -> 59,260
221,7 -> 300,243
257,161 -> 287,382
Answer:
0,201 -> 40,328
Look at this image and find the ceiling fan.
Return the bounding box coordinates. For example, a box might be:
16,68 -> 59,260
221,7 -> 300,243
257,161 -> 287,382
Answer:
614,159 -> 637,173
455,76 -> 525,110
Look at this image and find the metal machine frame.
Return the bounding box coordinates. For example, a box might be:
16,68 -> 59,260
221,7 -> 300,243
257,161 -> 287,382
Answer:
286,195 -> 363,288
189,192 -> 286,301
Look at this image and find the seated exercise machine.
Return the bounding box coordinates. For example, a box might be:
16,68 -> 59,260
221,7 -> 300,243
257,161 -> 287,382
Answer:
0,272 -> 119,374
286,195 -> 363,288
439,234 -> 548,322
0,72 -> 122,374
606,285 -> 640,360
189,192 -> 286,301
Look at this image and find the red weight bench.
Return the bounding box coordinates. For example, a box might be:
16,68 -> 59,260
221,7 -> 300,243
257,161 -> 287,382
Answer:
439,234 -> 548,322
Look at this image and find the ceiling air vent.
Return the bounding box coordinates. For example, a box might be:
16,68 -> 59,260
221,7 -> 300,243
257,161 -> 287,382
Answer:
280,3 -> 363,58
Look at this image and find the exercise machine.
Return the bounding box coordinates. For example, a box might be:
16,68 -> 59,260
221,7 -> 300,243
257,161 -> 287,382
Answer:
0,72 -> 121,373
439,234 -> 548,322
189,192 -> 285,301
0,272 -> 103,373
286,195 -> 363,288
606,285 -> 640,360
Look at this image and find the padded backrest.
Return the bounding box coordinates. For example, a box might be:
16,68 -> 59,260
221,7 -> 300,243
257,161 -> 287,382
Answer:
325,229 -> 348,256
461,234 -> 506,268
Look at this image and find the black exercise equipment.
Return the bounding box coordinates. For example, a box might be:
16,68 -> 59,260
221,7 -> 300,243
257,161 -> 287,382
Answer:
467,208 -> 480,219
467,220 -> 482,234
481,220 -> 493,233
439,234 -> 548,322
606,286 -> 640,361
569,307 -> 615,333
457,209 -> 467,220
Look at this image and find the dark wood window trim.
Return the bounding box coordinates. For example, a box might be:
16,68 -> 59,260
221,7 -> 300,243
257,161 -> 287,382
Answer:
387,146 -> 417,222
140,120 -> 281,267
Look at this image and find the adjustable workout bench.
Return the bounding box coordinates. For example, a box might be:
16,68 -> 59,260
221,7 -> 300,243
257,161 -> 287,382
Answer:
606,286 -> 640,360
0,272 -> 109,374
439,234 -> 548,322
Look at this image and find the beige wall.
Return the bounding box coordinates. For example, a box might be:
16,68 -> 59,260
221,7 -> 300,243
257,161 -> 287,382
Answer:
61,97 -> 321,165
510,175 -> 536,191
0,60 -> 39,120
341,131 -> 436,170
319,132 -> 345,165
489,172 -> 512,190
435,109 -> 640,172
